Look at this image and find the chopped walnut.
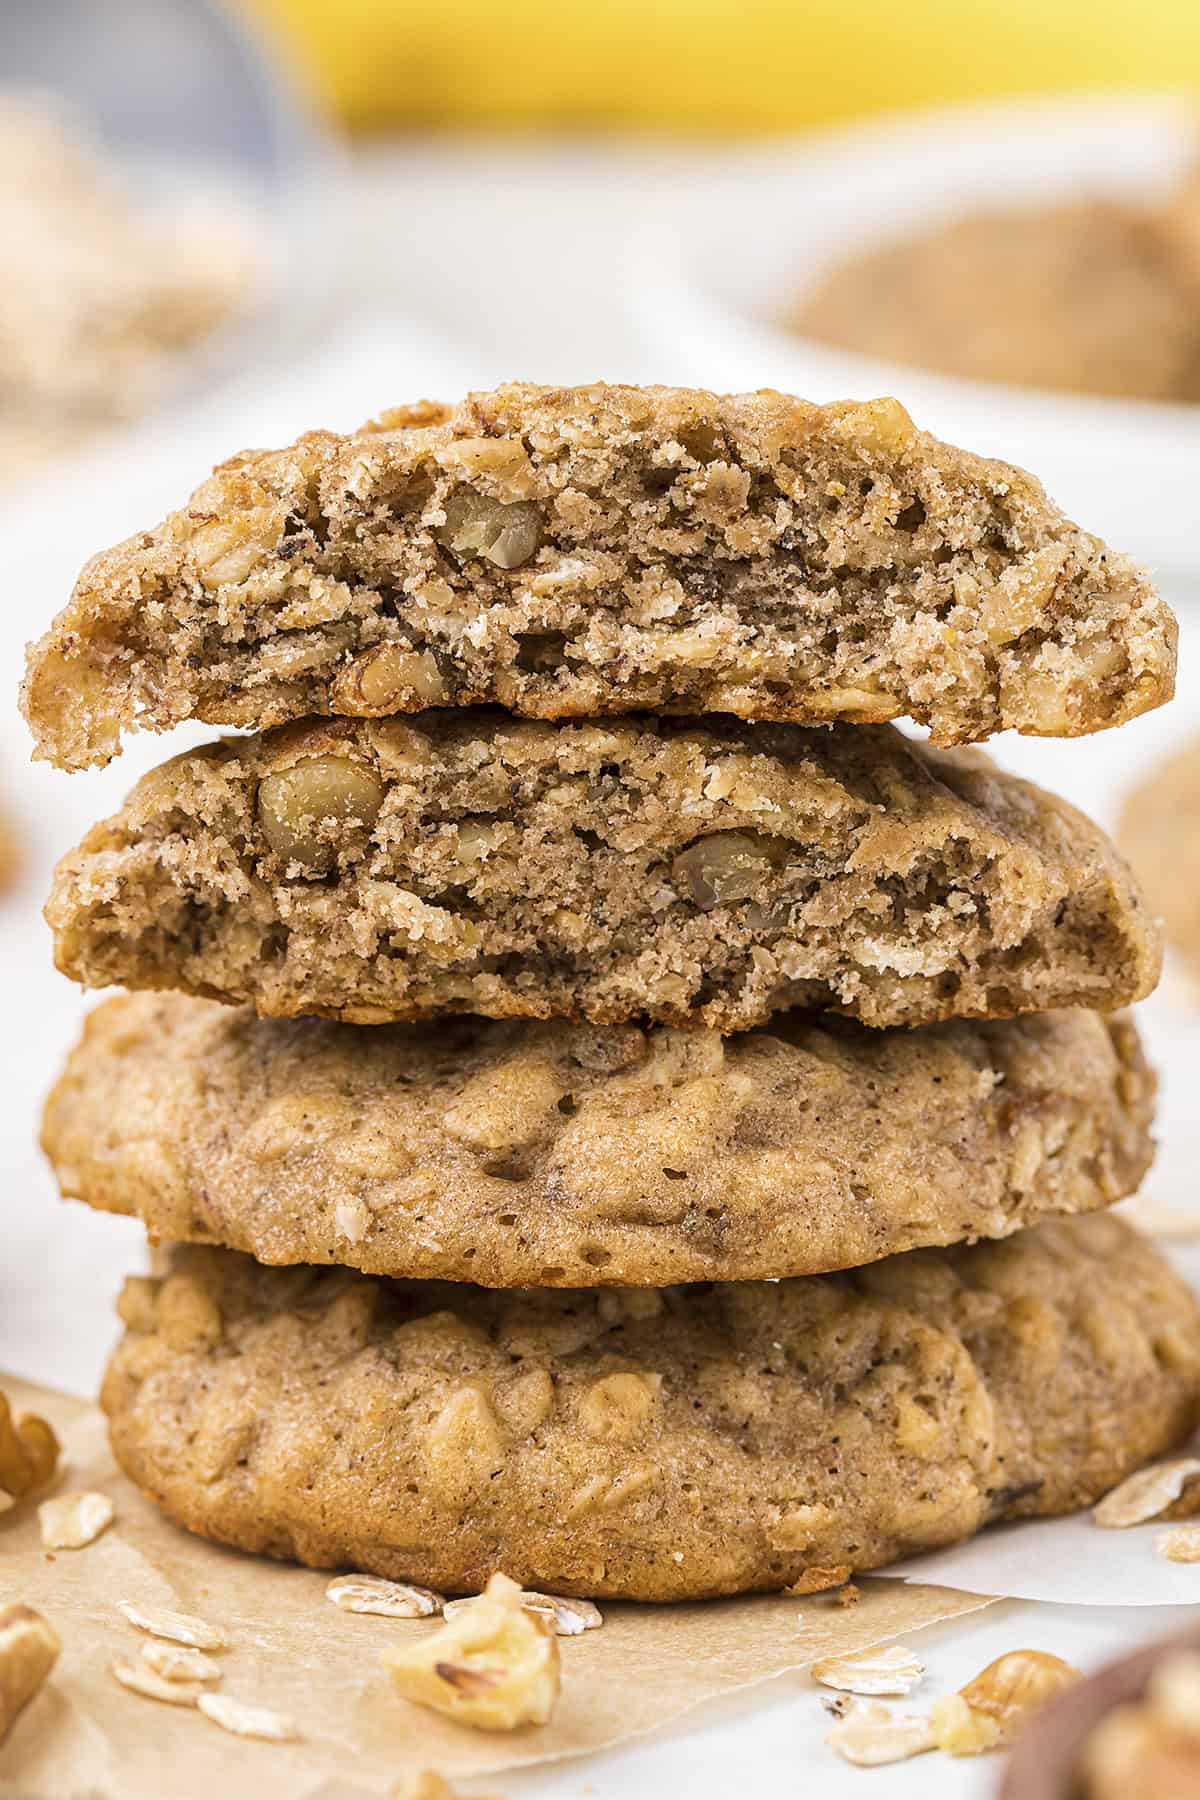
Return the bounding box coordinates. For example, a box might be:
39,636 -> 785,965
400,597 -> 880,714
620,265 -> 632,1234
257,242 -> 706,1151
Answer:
0,1604 -> 60,1743
671,830 -> 789,911
435,491 -> 542,570
1094,1459 -> 1200,1528
38,1490 -> 114,1549
382,1572 -> 560,1731
1158,1525 -> 1200,1562
958,1648 -> 1081,1741
929,1693 -> 1003,1756
257,754 -> 386,873
0,1391 -> 60,1507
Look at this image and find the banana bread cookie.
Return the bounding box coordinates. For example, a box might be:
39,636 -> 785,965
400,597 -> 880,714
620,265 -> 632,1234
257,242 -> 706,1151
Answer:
1119,730 -> 1200,980
21,382 -> 1174,768
43,995 -> 1155,1286
45,713 -> 1160,1032
791,198 -> 1200,403
100,1217 -> 1200,1602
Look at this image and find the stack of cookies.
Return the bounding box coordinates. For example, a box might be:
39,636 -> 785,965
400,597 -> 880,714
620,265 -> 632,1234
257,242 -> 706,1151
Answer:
24,383 -> 1200,1601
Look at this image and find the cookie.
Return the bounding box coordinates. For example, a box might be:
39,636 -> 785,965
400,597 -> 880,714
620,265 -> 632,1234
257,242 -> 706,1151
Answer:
1119,730 -> 1200,979
100,1218 -> 1200,1602
45,714 -> 1159,1032
21,382 -> 1174,770
43,994 -> 1155,1286
791,198 -> 1200,403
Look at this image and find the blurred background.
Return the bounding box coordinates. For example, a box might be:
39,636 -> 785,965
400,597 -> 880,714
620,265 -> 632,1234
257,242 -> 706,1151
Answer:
2,0 -> 1200,1393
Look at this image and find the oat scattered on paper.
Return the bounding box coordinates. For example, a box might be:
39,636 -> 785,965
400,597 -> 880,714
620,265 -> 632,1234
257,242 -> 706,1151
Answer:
111,1658 -> 206,1709
1093,1459 -> 1200,1528
197,1693 -> 299,1742
326,1576 -> 445,1619
119,1600 -> 227,1651
812,1643 -> 925,1696
825,1699 -> 935,1766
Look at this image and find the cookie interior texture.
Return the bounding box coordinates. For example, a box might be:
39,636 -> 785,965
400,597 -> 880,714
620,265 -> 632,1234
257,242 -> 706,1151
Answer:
22,382 -> 1174,770
46,994 -> 1155,1286
1119,728 -> 1200,978
46,713 -> 1159,1032
791,198 -> 1200,402
101,1218 -> 1200,1602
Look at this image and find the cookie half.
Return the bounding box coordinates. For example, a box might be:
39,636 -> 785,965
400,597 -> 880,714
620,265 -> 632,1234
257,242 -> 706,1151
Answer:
45,994 -> 1155,1286
101,1218 -> 1200,1602
46,713 -> 1159,1032
22,382 -> 1174,770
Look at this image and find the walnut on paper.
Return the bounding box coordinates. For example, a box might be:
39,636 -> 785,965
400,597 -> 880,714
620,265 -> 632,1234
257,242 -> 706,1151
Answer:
382,1572 -> 560,1730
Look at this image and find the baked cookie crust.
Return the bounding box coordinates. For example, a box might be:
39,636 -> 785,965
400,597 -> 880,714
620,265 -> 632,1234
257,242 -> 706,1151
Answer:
44,994 -> 1155,1286
45,714 -> 1160,1032
22,383 -> 1175,768
101,1218 -> 1200,1602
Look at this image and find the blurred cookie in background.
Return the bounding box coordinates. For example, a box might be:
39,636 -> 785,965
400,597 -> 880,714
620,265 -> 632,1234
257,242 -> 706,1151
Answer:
0,92 -> 256,479
1120,731 -> 1200,980
789,167 -> 1200,403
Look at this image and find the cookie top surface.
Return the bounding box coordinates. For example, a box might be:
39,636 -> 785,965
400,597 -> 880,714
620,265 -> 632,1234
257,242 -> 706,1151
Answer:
46,993 -> 1156,1286
22,382 -> 1174,769
1119,729 -> 1200,975
102,1218 -> 1200,1601
46,713 -> 1160,1033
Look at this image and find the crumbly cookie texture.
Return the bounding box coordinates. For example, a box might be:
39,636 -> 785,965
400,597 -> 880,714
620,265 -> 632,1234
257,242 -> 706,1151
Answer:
1119,730 -> 1200,979
100,1218 -> 1200,1603
791,197 -> 1200,403
45,713 -> 1160,1032
20,382 -> 1174,769
44,994 -> 1155,1287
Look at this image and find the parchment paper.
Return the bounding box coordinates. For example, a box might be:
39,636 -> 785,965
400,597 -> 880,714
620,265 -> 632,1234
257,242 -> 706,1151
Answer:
0,1378 -> 992,1799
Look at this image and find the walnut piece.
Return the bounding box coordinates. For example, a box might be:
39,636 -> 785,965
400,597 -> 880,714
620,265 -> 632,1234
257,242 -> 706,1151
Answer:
331,643 -> 449,715
1093,1458 -> 1200,1528
436,492 -> 542,570
257,755 -> 386,872
382,1571 -> 560,1731
1158,1525 -> 1200,1562
958,1648 -> 1081,1741
0,1391 -> 60,1507
671,830 -> 789,911
929,1693 -> 1003,1755
118,1600 -> 226,1651
0,1604 -> 60,1743
326,1575 -> 445,1619
38,1491 -> 114,1549
812,1643 -> 926,1697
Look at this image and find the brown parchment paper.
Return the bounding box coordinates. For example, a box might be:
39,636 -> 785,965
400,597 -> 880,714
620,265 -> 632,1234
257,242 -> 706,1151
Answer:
0,1376 -> 994,1798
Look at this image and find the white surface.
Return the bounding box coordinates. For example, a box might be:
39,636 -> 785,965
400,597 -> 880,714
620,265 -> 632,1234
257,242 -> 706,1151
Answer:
637,91 -> 1200,571
3,133 -> 1200,1796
